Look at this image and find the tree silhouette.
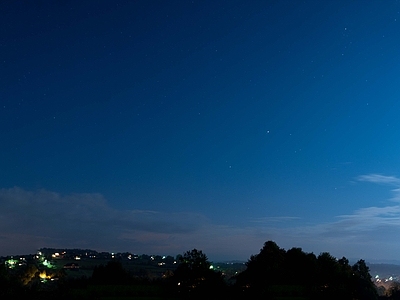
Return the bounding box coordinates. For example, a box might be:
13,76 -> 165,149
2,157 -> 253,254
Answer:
235,240 -> 286,297
234,240 -> 378,300
313,252 -> 352,299
351,259 -> 378,300
285,247 -> 317,285
170,249 -> 225,298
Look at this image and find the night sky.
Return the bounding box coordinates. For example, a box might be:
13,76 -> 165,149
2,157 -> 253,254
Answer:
2,1 -> 400,261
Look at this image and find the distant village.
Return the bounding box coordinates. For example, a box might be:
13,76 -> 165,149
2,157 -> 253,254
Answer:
1,247 -> 245,283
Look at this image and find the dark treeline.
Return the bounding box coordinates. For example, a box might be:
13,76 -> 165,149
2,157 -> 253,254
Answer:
234,241 -> 378,299
1,240 -> 398,299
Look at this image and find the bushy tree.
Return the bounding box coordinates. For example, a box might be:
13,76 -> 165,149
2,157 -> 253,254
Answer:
235,240 -> 378,300
285,247 -> 317,285
351,259 -> 378,300
235,241 -> 286,297
313,252 -> 353,299
20,263 -> 39,286
170,249 -> 225,298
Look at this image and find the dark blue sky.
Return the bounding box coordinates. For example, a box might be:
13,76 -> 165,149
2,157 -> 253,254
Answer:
2,0 -> 400,261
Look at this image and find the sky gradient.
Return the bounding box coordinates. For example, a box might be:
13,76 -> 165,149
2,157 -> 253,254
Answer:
2,1 -> 400,261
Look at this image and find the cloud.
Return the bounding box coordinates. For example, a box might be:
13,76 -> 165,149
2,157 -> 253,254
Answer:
230,174 -> 400,260
358,174 -> 400,202
0,187 -> 274,260
279,174 -> 400,259
0,187 -> 208,256
0,187 -> 302,260
4,174 -> 400,262
357,174 -> 400,185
